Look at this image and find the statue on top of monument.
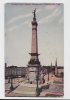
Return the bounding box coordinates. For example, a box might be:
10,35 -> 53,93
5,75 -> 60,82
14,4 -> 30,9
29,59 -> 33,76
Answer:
32,8 -> 36,19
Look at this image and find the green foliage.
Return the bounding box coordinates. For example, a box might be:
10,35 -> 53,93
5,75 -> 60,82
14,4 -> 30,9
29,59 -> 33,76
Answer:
55,75 -> 62,78
45,94 -> 63,97
5,90 -> 8,92
53,80 -> 63,84
61,72 -> 64,77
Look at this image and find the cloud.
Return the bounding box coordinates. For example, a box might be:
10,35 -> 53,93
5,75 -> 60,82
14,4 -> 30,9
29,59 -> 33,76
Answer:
7,9 -> 42,25
6,25 -> 18,32
20,20 -> 30,26
38,8 -> 61,24
7,13 -> 32,25
58,16 -> 64,25
6,20 -> 31,32
36,9 -> 42,13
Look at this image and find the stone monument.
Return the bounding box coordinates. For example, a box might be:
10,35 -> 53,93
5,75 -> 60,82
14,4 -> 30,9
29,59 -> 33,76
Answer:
27,8 -> 41,84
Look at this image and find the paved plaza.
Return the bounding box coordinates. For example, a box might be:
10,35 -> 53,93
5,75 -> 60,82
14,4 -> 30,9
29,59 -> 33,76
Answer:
5,72 -> 64,97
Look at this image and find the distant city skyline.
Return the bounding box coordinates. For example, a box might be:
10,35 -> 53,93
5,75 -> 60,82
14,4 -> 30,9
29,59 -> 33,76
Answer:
5,3 -> 64,67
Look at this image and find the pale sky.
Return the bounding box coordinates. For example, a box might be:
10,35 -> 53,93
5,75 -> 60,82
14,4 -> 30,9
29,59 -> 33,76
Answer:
5,3 -> 64,67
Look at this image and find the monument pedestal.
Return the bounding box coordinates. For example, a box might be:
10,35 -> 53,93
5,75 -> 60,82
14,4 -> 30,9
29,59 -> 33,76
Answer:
27,65 -> 41,83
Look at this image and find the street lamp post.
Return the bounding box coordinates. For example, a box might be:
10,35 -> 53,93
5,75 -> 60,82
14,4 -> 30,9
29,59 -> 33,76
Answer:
48,71 -> 49,81
47,67 -> 50,81
10,71 -> 14,90
36,67 -> 39,97
18,78 -> 19,86
8,77 -> 10,83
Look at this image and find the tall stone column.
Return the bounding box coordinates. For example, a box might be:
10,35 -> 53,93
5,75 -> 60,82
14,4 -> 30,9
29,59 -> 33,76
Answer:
27,9 -> 41,83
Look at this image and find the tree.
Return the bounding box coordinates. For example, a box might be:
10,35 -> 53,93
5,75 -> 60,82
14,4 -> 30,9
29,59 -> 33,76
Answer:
61,72 -> 64,81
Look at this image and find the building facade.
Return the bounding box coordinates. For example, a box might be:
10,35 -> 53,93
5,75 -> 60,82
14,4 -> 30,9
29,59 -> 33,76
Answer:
5,66 -> 27,78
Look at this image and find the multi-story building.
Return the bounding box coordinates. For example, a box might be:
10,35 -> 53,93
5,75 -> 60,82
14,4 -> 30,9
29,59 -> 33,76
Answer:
5,65 -> 27,78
